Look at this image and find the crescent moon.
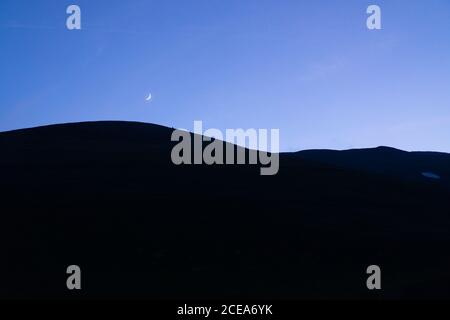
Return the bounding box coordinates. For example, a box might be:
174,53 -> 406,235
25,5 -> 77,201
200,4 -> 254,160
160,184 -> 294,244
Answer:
145,93 -> 152,101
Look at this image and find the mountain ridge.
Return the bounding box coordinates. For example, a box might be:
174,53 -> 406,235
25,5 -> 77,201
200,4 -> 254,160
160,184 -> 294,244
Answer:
1,120 -> 450,299
2,120 -> 449,156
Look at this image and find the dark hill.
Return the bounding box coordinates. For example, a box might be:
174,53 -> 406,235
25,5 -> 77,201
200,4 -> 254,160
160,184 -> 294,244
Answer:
295,147 -> 450,188
1,121 -> 450,299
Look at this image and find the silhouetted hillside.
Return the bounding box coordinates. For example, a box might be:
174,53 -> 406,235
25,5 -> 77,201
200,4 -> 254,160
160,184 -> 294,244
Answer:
295,147 -> 450,188
1,121 -> 450,299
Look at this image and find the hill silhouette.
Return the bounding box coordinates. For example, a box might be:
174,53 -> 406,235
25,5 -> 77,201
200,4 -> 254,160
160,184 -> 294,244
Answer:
295,147 -> 450,188
1,121 -> 450,299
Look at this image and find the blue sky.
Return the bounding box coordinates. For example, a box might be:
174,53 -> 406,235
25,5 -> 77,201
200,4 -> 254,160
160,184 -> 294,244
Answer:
1,0 -> 450,152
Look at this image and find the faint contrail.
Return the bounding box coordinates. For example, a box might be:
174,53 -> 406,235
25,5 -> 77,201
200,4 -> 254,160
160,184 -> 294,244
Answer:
0,23 -> 59,30
0,22 -> 156,35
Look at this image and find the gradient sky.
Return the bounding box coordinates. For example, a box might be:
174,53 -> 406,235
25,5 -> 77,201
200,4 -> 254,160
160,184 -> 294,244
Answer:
1,0 -> 450,152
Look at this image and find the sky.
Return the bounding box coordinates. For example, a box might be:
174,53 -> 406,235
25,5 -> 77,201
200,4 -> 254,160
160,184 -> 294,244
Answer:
1,0 -> 450,152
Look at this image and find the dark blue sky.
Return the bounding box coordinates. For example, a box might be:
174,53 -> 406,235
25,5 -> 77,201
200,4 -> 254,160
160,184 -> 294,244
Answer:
1,0 -> 450,151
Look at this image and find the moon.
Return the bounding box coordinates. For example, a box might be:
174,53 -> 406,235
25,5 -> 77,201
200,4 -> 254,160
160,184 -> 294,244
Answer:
145,93 -> 152,101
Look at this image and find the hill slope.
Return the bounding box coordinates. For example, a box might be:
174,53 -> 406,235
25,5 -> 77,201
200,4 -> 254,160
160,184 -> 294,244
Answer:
295,147 -> 450,188
1,121 -> 450,299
